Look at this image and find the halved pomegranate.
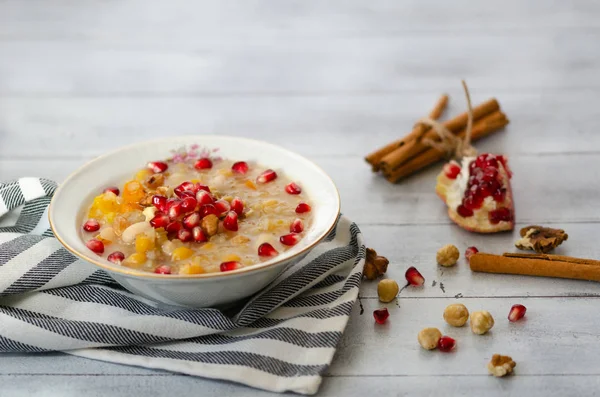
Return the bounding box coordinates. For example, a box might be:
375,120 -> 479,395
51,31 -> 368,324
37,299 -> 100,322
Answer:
436,153 -> 514,233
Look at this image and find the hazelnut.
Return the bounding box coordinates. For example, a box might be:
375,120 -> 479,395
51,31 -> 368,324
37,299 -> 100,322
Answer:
417,327 -> 442,350
363,248 -> 389,280
436,244 -> 460,267
470,310 -> 495,335
377,279 -> 399,303
487,354 -> 516,377
201,214 -> 219,237
443,303 -> 469,327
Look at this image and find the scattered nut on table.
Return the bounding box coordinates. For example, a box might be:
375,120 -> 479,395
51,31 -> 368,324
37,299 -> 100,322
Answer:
418,327 -> 442,350
487,354 -> 516,377
363,248 -> 389,280
436,244 -> 460,267
443,303 -> 469,327
377,279 -> 399,303
470,310 -> 495,335
515,225 -> 568,253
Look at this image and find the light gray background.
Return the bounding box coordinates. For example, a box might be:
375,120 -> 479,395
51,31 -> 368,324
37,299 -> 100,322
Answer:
1,1 -> 600,396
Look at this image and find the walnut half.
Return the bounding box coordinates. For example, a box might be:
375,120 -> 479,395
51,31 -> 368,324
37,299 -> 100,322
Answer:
363,248 -> 389,280
487,354 -> 516,377
515,225 -> 568,253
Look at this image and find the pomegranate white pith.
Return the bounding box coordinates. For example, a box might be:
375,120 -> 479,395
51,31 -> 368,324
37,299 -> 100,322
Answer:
436,153 -> 514,233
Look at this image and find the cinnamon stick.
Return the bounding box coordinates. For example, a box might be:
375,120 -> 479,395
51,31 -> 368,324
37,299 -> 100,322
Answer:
365,95 -> 448,171
385,111 -> 508,182
380,98 -> 500,174
470,252 -> 600,282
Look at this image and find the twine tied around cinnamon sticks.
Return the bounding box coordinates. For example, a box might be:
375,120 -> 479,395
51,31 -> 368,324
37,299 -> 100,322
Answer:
365,82 -> 509,183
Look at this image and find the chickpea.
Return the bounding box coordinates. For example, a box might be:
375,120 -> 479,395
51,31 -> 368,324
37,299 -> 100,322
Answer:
377,279 -> 399,303
443,303 -> 469,327
417,327 -> 442,350
436,244 -> 460,267
470,310 -> 495,335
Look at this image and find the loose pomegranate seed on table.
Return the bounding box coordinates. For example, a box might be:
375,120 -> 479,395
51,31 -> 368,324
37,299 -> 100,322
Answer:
154,265 -> 172,275
373,308 -> 389,324
295,203 -> 311,214
83,219 -> 100,232
194,158 -> 213,170
285,182 -> 302,195
465,246 -> 479,263
405,266 -> 425,286
508,304 -> 527,322
107,251 -> 125,264
258,243 -> 279,257
220,261 -> 242,272
280,233 -> 300,246
437,336 -> 456,352
85,239 -> 104,254
147,161 -> 168,173
232,161 -> 249,174
103,186 -> 120,196
290,218 -> 304,233
256,169 -> 278,183
223,211 -> 239,231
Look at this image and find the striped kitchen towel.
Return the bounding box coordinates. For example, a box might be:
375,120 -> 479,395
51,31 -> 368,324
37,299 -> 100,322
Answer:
0,178 -> 365,395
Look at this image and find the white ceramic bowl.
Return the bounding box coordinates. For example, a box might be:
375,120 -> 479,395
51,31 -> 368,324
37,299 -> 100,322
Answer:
50,136 -> 340,308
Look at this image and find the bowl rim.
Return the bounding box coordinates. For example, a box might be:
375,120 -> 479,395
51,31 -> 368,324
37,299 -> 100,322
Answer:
49,135 -> 341,280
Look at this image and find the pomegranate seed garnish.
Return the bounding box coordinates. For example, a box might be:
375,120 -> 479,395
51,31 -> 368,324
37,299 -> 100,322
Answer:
147,161 -> 168,173
165,221 -> 183,233
232,161 -> 249,174
174,182 -> 196,197
192,226 -> 208,242
280,233 -> 301,246
285,182 -> 302,195
196,190 -> 214,206
154,265 -> 172,275
179,190 -> 196,199
194,158 -> 213,170
214,199 -> 231,216
257,169 -> 278,184
489,207 -> 513,224
443,162 -> 461,179
295,203 -> 311,214
177,229 -> 193,242
405,266 -> 425,286
199,204 -> 219,218
258,243 -> 279,257
85,239 -> 104,254
195,183 -> 210,193
456,204 -> 474,218
83,219 -> 100,232
437,336 -> 456,352
182,212 -> 201,229
168,200 -> 183,219
103,186 -> 120,196
181,196 -> 198,213
465,246 -> 479,263
223,211 -> 239,231
220,261 -> 242,272
149,212 -> 170,228
230,197 -> 244,216
152,195 -> 168,212
107,251 -> 125,264
508,304 -> 527,322
373,308 -> 389,324
290,218 -> 304,233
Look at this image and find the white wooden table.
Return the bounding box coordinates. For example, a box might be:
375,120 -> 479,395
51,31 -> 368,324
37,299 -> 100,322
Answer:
2,1 -> 600,395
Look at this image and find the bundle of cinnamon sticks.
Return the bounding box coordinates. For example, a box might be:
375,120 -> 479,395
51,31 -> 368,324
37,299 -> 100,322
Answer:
365,95 -> 509,183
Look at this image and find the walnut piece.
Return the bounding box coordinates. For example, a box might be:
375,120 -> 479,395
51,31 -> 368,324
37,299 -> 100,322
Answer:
436,244 -> 460,267
201,214 -> 219,237
417,327 -> 442,350
377,279 -> 399,302
139,193 -> 154,207
363,248 -> 389,280
443,303 -> 469,327
515,225 -> 568,253
470,310 -> 495,335
145,173 -> 165,190
487,354 -> 516,377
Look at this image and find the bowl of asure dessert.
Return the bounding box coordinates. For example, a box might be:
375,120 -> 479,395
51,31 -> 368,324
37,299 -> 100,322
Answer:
49,136 -> 340,307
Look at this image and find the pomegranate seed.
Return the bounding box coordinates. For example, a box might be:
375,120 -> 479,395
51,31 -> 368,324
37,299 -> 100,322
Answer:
214,199 -> 231,216
107,251 -> 125,264
232,161 -> 249,174
437,336 -> 456,352
462,194 -> 483,211
168,200 -> 183,219
290,218 -> 304,233
85,239 -> 104,254
195,183 -> 210,193
152,195 -> 168,212
469,160 -> 478,173
508,304 -> 527,322
295,203 -> 311,213
465,246 -> 479,263
280,233 -> 301,246
258,243 -> 279,257
489,207 -> 512,224
181,196 -> 198,213
154,265 -> 172,275
443,162 -> 461,179
405,266 -> 424,286
196,190 -> 214,206
373,308 -> 389,324
83,219 -> 100,232
257,169 -> 278,184
220,261 -> 242,272
165,221 -> 183,233
103,186 -> 120,196
194,158 -> 213,170
223,211 -> 239,231
177,229 -> 193,242
285,182 -> 302,195
492,188 -> 506,202
456,204 -> 474,218
147,161 -> 168,173
174,182 -> 196,197
199,204 -> 219,218
182,212 -> 201,229
482,167 -> 499,182
230,197 -> 244,216
179,190 -> 196,199
149,212 -> 170,228
192,226 -> 208,242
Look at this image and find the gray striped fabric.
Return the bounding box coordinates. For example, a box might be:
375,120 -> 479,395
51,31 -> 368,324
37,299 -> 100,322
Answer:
0,178 -> 364,395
